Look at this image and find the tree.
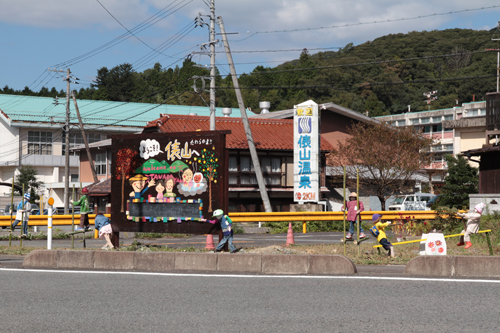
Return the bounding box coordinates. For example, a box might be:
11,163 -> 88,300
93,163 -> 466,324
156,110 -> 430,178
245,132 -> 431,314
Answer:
197,146 -> 219,212
439,154 -> 478,209
116,148 -> 140,212
328,121 -> 434,209
14,165 -> 44,202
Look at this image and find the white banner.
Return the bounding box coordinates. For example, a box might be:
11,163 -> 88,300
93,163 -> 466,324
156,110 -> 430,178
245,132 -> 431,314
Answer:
293,100 -> 320,203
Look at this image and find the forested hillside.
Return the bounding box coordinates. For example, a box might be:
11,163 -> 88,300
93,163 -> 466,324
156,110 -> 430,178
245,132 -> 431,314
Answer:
2,28 -> 499,116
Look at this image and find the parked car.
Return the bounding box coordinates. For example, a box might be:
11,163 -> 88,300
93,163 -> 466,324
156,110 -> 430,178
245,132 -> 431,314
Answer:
4,203 -> 40,215
388,193 -> 436,211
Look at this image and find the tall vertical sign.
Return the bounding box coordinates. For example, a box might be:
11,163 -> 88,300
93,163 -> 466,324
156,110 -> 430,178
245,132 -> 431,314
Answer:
294,100 -> 320,203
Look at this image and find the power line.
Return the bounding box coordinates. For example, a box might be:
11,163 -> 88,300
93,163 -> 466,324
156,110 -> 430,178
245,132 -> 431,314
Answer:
231,5 -> 500,42
215,73 -> 499,91
52,0 -> 193,68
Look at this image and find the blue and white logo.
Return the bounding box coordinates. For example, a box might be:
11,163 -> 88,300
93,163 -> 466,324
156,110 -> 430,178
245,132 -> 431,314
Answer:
298,117 -> 311,134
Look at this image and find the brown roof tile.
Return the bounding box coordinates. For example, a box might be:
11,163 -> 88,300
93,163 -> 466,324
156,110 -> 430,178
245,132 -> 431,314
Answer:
144,114 -> 334,151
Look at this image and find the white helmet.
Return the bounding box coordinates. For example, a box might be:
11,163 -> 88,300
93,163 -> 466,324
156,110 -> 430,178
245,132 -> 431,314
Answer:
212,209 -> 224,218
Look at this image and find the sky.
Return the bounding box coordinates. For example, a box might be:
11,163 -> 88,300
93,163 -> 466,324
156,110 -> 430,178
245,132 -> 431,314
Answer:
1,0 -> 500,94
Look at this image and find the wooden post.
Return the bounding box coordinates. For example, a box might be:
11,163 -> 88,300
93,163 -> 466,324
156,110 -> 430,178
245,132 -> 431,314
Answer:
71,185 -> 75,249
72,92 -> 98,183
356,168 -> 360,256
486,232 -> 493,256
9,178 -> 14,247
20,185 -> 24,247
342,167 -> 346,256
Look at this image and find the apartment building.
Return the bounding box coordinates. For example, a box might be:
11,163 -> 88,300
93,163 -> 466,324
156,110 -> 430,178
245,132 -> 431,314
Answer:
376,101 -> 487,188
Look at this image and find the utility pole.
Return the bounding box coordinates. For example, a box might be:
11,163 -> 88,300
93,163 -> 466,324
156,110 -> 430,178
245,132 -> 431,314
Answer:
217,16 -> 272,212
48,68 -> 78,214
492,21 -> 500,92
209,0 -> 216,130
194,1 -> 218,130
72,91 -> 98,183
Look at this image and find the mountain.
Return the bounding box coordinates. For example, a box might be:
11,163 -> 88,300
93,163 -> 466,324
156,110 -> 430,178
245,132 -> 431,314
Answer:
3,28 -> 499,117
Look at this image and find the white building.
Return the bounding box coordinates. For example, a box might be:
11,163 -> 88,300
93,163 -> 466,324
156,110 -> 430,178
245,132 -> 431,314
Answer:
0,94 -> 247,208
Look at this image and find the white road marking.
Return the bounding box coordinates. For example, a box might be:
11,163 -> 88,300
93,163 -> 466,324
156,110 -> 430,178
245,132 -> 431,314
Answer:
1,268 -> 499,283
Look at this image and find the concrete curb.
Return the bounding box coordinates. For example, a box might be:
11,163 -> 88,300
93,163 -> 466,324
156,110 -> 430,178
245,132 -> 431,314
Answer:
405,256 -> 500,278
22,250 -> 357,275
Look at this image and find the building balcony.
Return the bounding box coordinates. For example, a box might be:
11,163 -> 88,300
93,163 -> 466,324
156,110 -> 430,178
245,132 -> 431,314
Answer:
21,155 -> 79,167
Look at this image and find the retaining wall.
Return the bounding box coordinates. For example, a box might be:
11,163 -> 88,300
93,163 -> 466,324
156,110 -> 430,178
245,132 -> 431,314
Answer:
23,250 -> 357,275
405,255 -> 500,278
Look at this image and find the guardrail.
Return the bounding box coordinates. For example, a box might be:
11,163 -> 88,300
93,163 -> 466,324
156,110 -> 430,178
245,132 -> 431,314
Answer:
0,211 -> 438,227
0,211 -> 444,237
228,211 -> 438,222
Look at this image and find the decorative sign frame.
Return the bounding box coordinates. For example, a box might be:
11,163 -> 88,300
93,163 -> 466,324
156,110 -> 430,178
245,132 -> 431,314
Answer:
293,100 -> 320,203
111,130 -> 229,234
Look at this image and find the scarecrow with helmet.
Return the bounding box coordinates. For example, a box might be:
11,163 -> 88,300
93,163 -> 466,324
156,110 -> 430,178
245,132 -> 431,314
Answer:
73,187 -> 91,231
456,202 -> 487,249
341,192 -> 367,240
202,209 -> 239,253
11,192 -> 32,236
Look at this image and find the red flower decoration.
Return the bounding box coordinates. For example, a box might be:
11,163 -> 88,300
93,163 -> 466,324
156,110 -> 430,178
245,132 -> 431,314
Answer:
428,242 -> 435,248
438,247 -> 444,253
436,240 -> 442,246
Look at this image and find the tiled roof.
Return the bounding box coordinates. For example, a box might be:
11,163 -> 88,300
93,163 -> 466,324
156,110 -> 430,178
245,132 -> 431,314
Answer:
145,114 -> 335,151
86,178 -> 111,196
0,94 -> 254,128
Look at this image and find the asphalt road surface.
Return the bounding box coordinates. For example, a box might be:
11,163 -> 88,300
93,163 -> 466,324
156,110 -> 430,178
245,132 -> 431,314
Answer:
0,231 -> 373,250
1,268 -> 499,332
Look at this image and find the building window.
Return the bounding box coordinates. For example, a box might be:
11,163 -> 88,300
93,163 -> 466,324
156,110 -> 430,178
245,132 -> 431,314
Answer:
421,117 -> 430,124
95,152 -> 107,175
432,124 -> 442,132
431,116 -> 441,123
410,118 -> 419,125
443,115 -> 453,121
397,120 -> 405,126
71,174 -> 79,182
63,132 -> 102,155
228,156 -> 238,185
443,144 -> 453,151
423,125 -> 431,134
231,155 -> 282,187
433,155 -> 443,163
28,131 -> 53,155
432,174 -> 442,181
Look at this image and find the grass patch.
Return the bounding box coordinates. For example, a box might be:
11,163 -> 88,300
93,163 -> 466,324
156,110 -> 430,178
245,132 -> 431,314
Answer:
134,233 -> 189,239
0,245 -> 43,255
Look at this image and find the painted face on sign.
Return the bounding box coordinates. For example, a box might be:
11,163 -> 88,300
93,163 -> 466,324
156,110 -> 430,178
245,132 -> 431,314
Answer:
132,180 -> 146,192
166,178 -> 174,191
182,169 -> 193,184
155,181 -> 165,194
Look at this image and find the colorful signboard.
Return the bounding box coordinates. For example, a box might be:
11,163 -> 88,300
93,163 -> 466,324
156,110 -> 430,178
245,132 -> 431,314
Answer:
293,100 -> 320,203
111,131 -> 229,234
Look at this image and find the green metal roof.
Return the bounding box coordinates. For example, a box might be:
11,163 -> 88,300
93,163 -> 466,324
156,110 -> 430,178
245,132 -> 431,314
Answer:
0,94 -> 253,128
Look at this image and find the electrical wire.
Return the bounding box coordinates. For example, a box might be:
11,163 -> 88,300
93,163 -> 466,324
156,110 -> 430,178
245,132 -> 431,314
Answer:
51,0 -> 193,68
231,5 -> 500,42
214,73 -> 499,91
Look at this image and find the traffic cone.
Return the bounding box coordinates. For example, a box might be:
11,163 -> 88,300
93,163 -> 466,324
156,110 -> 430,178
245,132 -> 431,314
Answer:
205,234 -> 215,250
286,223 -> 295,246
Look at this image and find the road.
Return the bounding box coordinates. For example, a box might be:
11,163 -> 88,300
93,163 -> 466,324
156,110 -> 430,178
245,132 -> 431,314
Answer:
0,231 -> 373,250
1,268 -> 499,332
